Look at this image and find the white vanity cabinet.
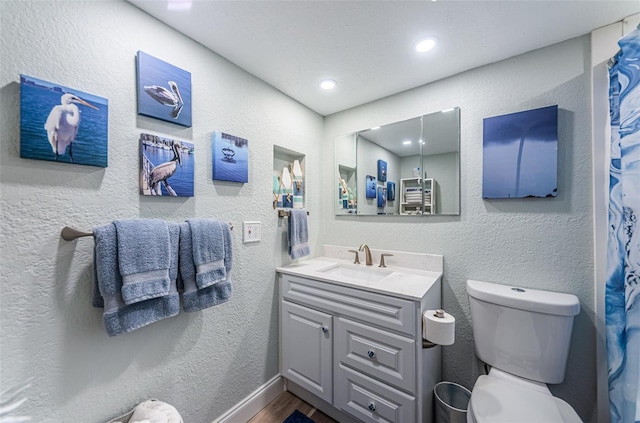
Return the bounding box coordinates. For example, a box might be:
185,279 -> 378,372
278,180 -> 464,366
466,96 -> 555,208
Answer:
279,269 -> 441,423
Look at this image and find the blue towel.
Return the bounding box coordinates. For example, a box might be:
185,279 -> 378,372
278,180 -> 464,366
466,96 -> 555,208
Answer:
288,209 -> 310,259
179,222 -> 232,312
187,218 -> 231,289
93,223 -> 180,337
113,219 -> 171,305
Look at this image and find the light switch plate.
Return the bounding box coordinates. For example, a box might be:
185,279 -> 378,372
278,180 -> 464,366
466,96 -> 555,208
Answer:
243,221 -> 261,243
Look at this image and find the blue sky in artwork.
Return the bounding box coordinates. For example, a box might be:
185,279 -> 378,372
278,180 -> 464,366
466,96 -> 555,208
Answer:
483,105 -> 558,198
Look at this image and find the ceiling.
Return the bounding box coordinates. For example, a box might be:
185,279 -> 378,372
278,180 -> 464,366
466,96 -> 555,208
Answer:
359,108 -> 460,157
129,1 -> 639,116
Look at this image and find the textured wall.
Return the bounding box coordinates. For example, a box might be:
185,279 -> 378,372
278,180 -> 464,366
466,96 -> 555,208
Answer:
0,1 -> 322,421
324,36 -> 596,421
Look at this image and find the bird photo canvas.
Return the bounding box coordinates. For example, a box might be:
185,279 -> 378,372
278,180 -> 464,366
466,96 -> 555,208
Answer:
482,105 -> 558,199
136,51 -> 192,127
140,133 -> 194,197
20,75 -> 108,167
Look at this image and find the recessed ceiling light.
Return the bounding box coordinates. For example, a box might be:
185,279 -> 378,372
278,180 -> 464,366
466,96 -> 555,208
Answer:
403,140 -> 412,145
419,139 -> 425,144
320,79 -> 337,90
167,0 -> 192,11
371,126 -> 380,130
416,37 -> 438,53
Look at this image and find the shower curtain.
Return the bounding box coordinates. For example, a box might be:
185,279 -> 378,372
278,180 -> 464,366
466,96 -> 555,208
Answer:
606,25 -> 640,423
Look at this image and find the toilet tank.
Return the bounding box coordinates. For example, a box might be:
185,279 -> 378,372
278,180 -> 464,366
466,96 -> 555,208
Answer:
466,279 -> 580,384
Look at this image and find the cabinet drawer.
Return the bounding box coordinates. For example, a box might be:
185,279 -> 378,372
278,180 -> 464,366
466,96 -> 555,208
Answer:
281,275 -> 416,336
335,363 -> 415,423
336,317 -> 415,392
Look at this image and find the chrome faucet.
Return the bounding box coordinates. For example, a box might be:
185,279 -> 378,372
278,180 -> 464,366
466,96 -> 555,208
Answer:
359,244 -> 373,266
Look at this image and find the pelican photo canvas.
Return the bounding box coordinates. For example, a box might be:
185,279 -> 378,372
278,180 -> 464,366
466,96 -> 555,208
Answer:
482,105 -> 558,199
20,74 -> 108,167
140,133 -> 194,197
136,51 -> 192,127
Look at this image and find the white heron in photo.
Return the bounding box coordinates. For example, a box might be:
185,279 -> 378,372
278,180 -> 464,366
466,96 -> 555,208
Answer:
143,80 -> 184,119
44,93 -> 98,162
149,142 -> 182,196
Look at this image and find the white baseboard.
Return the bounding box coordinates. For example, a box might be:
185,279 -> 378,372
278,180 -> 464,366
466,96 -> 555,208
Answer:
212,374 -> 284,423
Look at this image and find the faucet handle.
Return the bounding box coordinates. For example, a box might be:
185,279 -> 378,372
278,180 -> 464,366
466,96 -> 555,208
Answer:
348,249 -> 360,264
379,253 -> 394,268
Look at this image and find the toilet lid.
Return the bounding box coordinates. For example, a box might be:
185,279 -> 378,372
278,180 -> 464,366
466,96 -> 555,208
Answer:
469,375 -> 582,423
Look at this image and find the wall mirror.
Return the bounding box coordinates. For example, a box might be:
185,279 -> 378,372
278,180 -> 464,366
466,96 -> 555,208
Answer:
335,107 -> 460,216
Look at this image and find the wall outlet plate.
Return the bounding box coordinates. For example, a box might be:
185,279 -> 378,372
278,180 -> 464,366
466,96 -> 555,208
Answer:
243,221 -> 261,243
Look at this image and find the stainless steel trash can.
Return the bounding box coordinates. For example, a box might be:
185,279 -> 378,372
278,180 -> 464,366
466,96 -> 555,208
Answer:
434,381 -> 471,423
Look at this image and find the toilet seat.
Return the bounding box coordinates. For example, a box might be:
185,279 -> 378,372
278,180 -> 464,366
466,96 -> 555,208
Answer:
468,372 -> 582,423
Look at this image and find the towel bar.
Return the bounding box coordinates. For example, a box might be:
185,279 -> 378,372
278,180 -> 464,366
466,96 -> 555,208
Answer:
61,221 -> 234,241
278,210 -> 309,217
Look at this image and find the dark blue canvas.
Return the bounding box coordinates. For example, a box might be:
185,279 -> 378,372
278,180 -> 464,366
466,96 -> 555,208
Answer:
482,105 -> 558,199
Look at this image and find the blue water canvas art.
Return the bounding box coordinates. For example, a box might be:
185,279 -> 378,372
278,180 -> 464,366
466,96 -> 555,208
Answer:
136,51 -> 192,127
483,105 -> 558,199
140,133 -> 194,197
377,159 -> 387,182
20,75 -> 108,167
365,175 -> 377,199
387,181 -> 396,201
377,187 -> 387,208
212,131 -> 249,183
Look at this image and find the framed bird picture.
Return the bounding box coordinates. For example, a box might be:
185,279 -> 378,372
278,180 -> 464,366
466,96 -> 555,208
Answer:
139,133 -> 194,197
136,51 -> 192,127
20,74 -> 108,167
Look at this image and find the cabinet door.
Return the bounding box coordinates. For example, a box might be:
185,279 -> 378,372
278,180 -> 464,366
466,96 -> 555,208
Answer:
281,301 -> 333,403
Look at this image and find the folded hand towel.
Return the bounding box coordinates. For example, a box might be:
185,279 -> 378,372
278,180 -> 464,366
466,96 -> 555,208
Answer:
179,222 -> 232,312
288,209 -> 310,260
93,223 -> 179,337
113,219 -> 171,305
187,218 -> 231,289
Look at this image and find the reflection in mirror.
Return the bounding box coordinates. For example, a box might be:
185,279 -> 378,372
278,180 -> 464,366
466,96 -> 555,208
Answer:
334,133 -> 357,215
334,107 -> 460,216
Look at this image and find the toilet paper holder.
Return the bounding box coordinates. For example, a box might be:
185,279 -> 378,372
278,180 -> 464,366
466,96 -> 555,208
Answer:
422,309 -> 455,349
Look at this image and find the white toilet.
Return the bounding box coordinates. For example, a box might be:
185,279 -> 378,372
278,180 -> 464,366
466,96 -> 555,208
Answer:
466,279 -> 583,423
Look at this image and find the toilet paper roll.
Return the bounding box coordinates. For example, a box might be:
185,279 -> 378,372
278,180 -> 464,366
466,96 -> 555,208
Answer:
423,309 -> 455,345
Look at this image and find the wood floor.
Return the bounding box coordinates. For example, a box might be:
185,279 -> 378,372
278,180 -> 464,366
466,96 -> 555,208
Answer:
248,391 -> 338,423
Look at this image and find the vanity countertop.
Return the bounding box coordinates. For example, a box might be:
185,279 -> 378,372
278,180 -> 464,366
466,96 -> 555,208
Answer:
277,256 -> 442,301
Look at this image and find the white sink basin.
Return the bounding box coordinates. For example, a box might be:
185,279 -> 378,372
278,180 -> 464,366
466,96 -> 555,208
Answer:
318,264 -> 392,282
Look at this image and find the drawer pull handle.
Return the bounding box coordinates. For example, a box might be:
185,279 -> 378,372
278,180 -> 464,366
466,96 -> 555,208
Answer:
368,401 -> 376,412
367,350 -> 375,359
321,325 -> 329,334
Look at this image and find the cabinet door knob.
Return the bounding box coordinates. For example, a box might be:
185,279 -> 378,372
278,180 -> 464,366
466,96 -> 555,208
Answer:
321,325 -> 329,334
367,350 -> 375,359
368,401 -> 376,412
